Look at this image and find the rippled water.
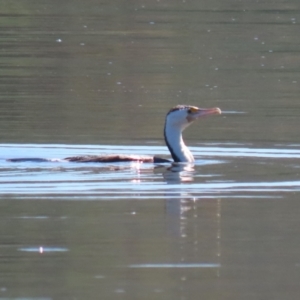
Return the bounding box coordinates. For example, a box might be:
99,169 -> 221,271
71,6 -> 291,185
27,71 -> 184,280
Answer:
1,0 -> 300,299
2,143 -> 300,198
2,142 -> 300,299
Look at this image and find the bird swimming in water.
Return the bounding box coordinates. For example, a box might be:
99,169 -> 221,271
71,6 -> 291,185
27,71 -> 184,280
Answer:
7,105 -> 221,163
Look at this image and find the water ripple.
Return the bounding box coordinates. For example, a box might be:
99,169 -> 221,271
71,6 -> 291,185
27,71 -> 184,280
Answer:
1,144 -> 300,199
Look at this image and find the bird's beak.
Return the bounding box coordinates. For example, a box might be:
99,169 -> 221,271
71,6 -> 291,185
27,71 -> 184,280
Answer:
187,107 -> 221,122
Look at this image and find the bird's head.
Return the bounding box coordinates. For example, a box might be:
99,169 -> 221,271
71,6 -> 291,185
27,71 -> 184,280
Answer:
165,105 -> 221,132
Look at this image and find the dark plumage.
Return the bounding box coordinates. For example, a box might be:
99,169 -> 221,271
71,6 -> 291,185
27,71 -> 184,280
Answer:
7,105 -> 221,163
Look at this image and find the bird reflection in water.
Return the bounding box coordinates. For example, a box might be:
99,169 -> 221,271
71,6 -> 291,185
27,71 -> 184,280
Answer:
163,163 -> 196,183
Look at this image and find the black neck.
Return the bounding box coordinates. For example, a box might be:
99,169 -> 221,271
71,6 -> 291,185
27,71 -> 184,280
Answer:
164,122 -> 181,162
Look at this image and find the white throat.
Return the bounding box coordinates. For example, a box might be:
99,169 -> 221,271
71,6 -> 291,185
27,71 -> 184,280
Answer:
164,122 -> 194,163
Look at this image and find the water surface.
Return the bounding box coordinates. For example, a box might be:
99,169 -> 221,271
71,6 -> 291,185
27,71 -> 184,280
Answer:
1,0 -> 300,299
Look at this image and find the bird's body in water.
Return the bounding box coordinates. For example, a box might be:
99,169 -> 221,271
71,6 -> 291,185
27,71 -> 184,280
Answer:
7,105 -> 221,164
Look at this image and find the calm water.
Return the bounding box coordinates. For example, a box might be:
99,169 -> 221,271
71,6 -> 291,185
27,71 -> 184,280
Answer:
1,0 -> 300,299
